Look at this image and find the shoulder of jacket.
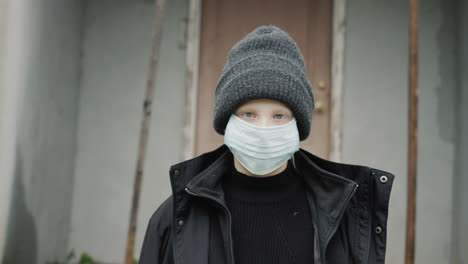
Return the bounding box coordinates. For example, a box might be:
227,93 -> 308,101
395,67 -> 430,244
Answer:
147,195 -> 173,234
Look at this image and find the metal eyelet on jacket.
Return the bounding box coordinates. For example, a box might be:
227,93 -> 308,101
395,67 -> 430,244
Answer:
177,219 -> 184,226
375,226 -> 383,234
379,175 -> 388,183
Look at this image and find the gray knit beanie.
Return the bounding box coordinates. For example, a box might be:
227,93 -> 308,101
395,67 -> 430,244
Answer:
213,25 -> 315,141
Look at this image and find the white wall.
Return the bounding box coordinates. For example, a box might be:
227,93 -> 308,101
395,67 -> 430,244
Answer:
69,0 -> 188,262
343,0 -> 460,263
342,1 -> 409,263
0,0 -> 16,259
0,0 -> 83,263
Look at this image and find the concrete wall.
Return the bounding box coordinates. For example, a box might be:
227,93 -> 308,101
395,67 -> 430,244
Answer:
453,0 -> 468,262
0,0 -> 14,259
416,0 -> 458,262
343,0 -> 460,263
68,0 -> 188,262
342,1 -> 409,263
0,0 -> 83,263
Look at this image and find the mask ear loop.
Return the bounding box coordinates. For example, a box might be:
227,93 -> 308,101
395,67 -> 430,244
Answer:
291,153 -> 304,179
292,153 -> 297,171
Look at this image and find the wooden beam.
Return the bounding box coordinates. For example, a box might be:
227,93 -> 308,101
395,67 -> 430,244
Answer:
330,0 -> 347,162
124,0 -> 167,263
183,0 -> 202,161
405,0 -> 419,263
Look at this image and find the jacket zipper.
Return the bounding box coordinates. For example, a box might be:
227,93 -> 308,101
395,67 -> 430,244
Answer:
186,182 -> 358,264
322,183 -> 359,263
184,187 -> 236,264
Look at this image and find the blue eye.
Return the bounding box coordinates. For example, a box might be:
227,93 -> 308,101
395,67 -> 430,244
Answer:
243,112 -> 255,118
274,114 -> 285,119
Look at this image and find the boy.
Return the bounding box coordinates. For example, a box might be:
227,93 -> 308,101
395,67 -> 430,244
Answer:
139,25 -> 394,264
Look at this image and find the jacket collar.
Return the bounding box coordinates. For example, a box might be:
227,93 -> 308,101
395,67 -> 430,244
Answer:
170,144 -> 363,208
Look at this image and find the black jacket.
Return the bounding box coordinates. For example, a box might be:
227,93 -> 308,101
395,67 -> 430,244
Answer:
139,144 -> 394,264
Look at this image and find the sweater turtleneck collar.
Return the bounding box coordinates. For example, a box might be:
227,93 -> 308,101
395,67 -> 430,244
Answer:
222,158 -> 303,203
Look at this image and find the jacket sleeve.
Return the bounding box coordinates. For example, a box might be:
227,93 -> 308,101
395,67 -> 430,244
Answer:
138,196 -> 173,264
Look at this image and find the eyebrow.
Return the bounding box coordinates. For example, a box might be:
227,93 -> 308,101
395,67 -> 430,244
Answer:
237,107 -> 292,114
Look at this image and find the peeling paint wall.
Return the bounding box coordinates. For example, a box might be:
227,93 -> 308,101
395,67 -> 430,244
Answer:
68,0 -> 188,262
0,0 -> 14,260
343,0 -> 461,263
453,0 -> 468,262
0,0 -> 83,263
416,0 -> 458,262
342,1 -> 409,263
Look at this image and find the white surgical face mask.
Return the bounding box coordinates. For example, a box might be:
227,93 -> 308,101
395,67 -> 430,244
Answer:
224,114 -> 300,175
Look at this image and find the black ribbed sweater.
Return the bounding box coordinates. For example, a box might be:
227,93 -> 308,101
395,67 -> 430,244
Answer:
222,160 -> 315,264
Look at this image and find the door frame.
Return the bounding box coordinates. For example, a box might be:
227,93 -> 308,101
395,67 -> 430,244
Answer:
182,0 -> 347,162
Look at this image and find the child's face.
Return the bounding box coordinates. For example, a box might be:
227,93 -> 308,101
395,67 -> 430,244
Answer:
233,99 -> 294,127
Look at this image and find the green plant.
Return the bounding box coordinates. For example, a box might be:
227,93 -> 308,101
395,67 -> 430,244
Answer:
47,250 -> 103,264
47,250 -> 138,264
78,252 -> 98,264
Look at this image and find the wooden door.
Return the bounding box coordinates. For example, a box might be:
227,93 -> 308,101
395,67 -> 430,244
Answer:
195,0 -> 332,159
